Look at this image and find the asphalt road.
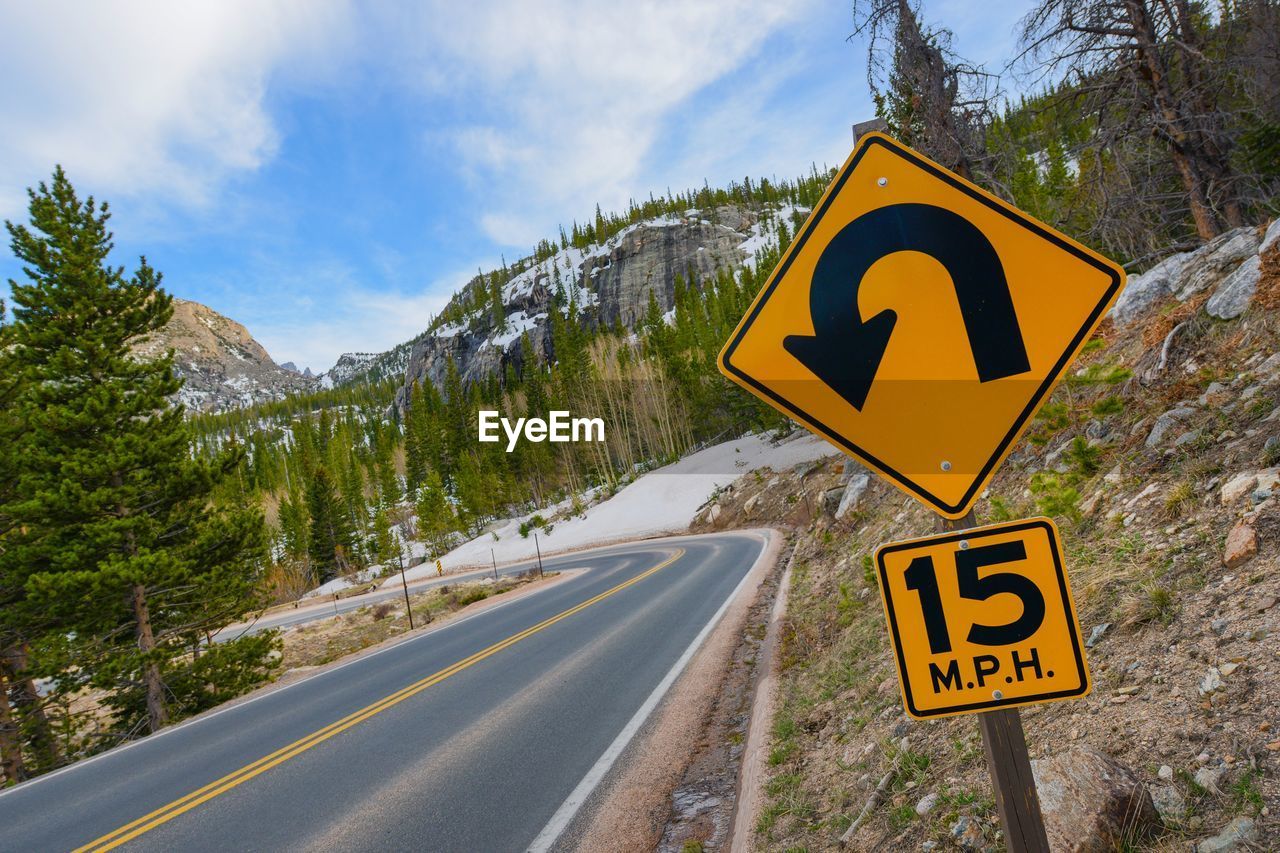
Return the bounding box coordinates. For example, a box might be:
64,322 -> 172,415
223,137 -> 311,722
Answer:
0,532 -> 768,852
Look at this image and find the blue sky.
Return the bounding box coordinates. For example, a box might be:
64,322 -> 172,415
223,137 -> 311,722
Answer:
0,0 -> 1034,372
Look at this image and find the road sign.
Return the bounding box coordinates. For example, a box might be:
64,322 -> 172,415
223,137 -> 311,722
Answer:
875,517 -> 1089,719
719,133 -> 1124,518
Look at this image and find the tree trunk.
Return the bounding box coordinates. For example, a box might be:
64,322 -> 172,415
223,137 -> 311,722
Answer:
130,584 -> 168,733
0,657 -> 26,784
1169,147 -> 1222,240
3,644 -> 59,771
1124,0 -> 1223,239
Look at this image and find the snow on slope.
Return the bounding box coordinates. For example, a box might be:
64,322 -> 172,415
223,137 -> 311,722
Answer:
395,431 -> 839,582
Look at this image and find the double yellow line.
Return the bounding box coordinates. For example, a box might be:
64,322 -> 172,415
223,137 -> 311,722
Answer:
75,550 -> 684,852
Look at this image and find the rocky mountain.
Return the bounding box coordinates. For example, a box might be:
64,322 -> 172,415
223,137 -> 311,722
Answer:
320,341 -> 416,388
391,203 -> 804,410
134,298 -> 316,413
151,201 -> 805,412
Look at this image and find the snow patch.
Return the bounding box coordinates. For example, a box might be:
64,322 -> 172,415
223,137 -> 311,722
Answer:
398,431 -> 838,579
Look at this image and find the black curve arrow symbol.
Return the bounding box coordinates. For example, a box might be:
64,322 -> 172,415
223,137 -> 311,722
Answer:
783,202 -> 1031,411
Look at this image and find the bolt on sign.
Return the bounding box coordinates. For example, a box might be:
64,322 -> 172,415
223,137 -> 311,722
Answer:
875,518 -> 1090,719
718,132 -> 1125,519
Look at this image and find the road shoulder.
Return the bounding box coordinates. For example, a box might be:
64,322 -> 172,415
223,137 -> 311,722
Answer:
560,528 -> 787,852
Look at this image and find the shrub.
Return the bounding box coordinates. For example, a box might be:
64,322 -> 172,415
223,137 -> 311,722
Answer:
1092,395 -> 1124,417
1064,436 -> 1102,477
1030,471 -> 1082,522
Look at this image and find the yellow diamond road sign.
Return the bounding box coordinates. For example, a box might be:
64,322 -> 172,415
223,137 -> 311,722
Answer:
875,517 -> 1090,719
719,133 -> 1124,518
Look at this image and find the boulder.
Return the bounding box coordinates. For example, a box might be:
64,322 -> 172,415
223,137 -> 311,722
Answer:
821,487 -> 844,515
835,473 -> 871,519
1031,748 -> 1159,852
1220,471 -> 1259,505
1112,252 -> 1188,326
1194,817 -> 1257,853
1146,406 -> 1196,448
1172,226 -> 1261,300
1260,218 -> 1280,256
1223,523 -> 1258,568
1206,255 -> 1263,319
1255,467 -> 1280,499
949,815 -> 987,851
915,791 -> 940,816
1148,784 -> 1187,823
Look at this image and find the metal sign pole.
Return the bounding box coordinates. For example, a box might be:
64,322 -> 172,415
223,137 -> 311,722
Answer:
943,511 -> 1049,853
397,549 -> 415,630
491,548 -> 499,581
533,533 -> 544,578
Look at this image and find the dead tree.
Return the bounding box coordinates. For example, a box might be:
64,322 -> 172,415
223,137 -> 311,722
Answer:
851,0 -> 1000,182
1017,0 -> 1246,241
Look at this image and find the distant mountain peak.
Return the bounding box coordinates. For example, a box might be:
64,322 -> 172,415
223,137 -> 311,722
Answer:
134,297 -> 317,413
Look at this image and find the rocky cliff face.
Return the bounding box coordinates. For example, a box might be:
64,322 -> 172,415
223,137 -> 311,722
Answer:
134,298 -> 315,413
393,204 -> 801,410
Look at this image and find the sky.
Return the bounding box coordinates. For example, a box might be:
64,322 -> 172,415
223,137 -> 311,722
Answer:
0,0 -> 1035,373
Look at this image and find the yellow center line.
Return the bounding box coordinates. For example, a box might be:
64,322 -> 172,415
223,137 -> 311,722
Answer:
74,549 -> 685,853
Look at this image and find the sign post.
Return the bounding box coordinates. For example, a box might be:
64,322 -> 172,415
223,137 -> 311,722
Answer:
718,133 -> 1120,851
942,512 -> 1051,852
397,547 -> 415,631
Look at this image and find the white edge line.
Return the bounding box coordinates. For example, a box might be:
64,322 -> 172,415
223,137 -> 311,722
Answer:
527,531 -> 768,853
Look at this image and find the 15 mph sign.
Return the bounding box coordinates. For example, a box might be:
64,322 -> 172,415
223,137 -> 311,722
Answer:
718,132 -> 1124,519
875,518 -> 1090,719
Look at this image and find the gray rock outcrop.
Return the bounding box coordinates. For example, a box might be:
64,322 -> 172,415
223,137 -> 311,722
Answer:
1206,254 -> 1263,319
393,204 -> 799,410
1112,225 -> 1263,327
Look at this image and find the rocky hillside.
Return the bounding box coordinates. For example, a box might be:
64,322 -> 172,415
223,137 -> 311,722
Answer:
688,219 -> 1280,852
391,204 -> 804,410
134,298 -> 316,413
320,341 -> 416,389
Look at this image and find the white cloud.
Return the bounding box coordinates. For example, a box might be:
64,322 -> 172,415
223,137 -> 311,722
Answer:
0,0 -> 351,218
389,0 -> 818,246
223,258 -> 484,372
252,288 -> 452,373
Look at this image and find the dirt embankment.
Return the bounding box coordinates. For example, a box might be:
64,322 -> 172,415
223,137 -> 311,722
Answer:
692,225 -> 1280,850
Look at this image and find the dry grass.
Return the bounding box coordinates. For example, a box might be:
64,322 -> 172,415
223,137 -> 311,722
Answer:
1255,243 -> 1280,311
1141,291 -> 1211,349
279,573 -> 546,670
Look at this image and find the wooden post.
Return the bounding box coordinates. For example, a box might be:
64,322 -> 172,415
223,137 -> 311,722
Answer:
397,549 -> 415,630
978,708 -> 1049,852
943,511 -> 1050,853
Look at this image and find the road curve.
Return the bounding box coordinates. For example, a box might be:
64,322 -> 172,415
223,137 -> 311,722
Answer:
0,531 -> 770,852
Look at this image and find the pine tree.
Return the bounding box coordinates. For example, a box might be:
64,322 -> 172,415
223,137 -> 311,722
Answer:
371,508 -> 398,565
414,469 -> 455,558
306,466 -> 355,583
3,168 -> 270,736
